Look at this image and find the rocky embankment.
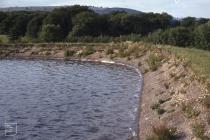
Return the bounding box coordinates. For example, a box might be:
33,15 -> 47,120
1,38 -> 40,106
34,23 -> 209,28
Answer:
0,42 -> 209,140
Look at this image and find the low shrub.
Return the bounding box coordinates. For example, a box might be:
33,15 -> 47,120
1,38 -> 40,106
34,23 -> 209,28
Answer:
151,103 -> 160,110
80,46 -> 95,56
147,53 -> 163,71
191,123 -> 210,139
64,50 -> 75,57
201,95 -> 210,108
182,103 -> 200,118
157,108 -> 166,115
164,83 -> 170,89
106,48 -> 114,55
159,98 -> 171,104
151,103 -> 166,115
207,116 -> 210,125
146,124 -> 177,140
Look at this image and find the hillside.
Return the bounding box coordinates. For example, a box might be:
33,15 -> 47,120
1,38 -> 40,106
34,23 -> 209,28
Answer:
0,6 -> 142,14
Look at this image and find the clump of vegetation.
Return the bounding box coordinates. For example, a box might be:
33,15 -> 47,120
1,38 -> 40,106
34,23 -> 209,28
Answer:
80,46 -> 95,56
157,108 -> 166,115
151,103 -> 166,115
182,103 -> 200,118
192,123 -> 209,140
201,95 -> 210,108
147,53 -> 163,71
106,48 -> 114,55
151,103 -> 160,110
146,124 -> 177,140
64,50 -> 75,57
159,98 -> 171,104
207,116 -> 210,125
0,35 -> 9,43
118,45 -> 128,57
164,83 -> 170,89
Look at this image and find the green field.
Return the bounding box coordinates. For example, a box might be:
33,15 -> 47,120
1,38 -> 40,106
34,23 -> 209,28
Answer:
164,45 -> 210,85
0,35 -> 9,43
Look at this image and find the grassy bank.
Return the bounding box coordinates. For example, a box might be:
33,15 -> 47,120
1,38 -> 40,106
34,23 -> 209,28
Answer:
164,46 -> 210,86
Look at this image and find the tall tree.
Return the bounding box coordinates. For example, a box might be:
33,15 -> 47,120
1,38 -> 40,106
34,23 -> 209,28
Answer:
194,22 -> 210,50
39,24 -> 63,42
26,13 -> 46,38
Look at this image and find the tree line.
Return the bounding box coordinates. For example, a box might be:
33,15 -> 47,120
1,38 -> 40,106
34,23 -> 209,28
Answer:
0,5 -> 209,50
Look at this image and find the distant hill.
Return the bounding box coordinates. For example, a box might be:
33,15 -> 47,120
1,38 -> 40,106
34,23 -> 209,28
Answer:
0,6 -> 142,14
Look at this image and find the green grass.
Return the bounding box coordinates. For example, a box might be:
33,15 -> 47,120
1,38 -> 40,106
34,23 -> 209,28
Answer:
0,35 -> 9,43
164,46 -> 210,85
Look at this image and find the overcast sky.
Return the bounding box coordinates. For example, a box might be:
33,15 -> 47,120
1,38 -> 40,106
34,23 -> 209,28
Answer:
0,0 -> 210,18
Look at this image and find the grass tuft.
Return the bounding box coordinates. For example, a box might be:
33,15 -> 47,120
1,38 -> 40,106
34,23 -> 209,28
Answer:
146,124 -> 177,140
147,53 -> 163,71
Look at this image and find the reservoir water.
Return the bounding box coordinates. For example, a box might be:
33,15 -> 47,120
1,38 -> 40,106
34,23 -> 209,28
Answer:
0,59 -> 141,140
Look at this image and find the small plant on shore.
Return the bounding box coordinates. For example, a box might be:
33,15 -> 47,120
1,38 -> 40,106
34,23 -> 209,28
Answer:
151,103 -> 160,110
64,50 -> 75,57
138,61 -> 142,67
182,103 -> 200,118
157,108 -> 166,115
207,116 -> 210,125
146,124 -> 177,140
164,83 -> 170,89
147,53 -> 163,71
81,46 -> 95,56
106,48 -> 114,55
151,103 -> 166,115
118,44 -> 129,58
159,98 -> 171,104
192,122 -> 210,140
201,95 -> 210,108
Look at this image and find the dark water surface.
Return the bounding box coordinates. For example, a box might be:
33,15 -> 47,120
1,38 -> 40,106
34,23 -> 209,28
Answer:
0,59 -> 141,140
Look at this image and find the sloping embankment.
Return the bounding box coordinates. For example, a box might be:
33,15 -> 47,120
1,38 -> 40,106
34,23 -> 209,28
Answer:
0,42 -> 209,140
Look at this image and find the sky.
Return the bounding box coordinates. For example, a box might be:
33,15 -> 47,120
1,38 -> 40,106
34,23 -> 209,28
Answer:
0,0 -> 210,18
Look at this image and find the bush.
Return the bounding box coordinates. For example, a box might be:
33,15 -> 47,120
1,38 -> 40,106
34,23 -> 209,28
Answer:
106,48 -> 114,55
201,95 -> 210,108
182,103 -> 200,118
192,123 -> 208,139
194,23 -> 210,50
39,24 -> 63,42
0,35 -> 9,43
151,103 -> 160,110
80,46 -> 95,56
146,27 -> 193,47
147,53 -> 163,71
159,98 -> 171,104
64,50 -> 75,57
157,108 -> 166,115
151,103 -> 166,115
146,124 -> 177,140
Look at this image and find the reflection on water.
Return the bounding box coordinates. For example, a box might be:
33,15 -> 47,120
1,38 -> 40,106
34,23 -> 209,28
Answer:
0,59 -> 141,140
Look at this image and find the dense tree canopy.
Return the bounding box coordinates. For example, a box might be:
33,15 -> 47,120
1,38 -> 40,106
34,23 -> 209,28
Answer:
0,5 -> 209,50
194,22 -> 210,50
39,24 -> 63,42
26,13 -> 47,38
